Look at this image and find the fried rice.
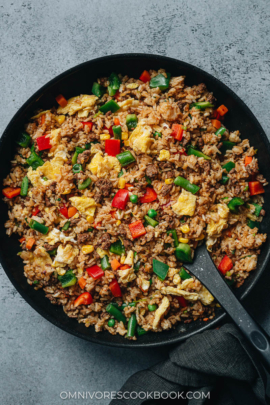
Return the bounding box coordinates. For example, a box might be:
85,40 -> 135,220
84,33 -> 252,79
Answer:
2,69 -> 267,340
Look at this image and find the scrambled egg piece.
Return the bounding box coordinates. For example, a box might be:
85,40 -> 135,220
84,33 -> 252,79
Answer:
87,152 -> 121,177
172,189 -> 197,217
198,286 -> 214,305
69,196 -> 96,217
138,277 -> 150,292
27,151 -> 68,187
118,267 -> 136,284
53,244 -> 79,268
153,297 -> 170,329
129,124 -> 153,154
124,250 -> 134,267
45,228 -> 76,245
158,150 -> 170,161
31,110 -> 50,119
118,98 -> 139,111
28,246 -> 53,269
207,204 -> 229,236
49,128 -> 61,146
57,95 -> 98,115
96,248 -> 108,258
161,286 -> 199,301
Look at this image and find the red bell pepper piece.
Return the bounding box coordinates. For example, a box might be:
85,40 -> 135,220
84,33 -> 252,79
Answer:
32,207 -> 40,216
36,135 -> 52,151
2,187 -> 21,199
86,265 -> 104,280
55,94 -> 68,108
218,255 -> 233,275
59,205 -> 69,219
139,70 -> 151,83
140,187 -> 157,204
216,105 -> 228,117
104,126 -> 113,136
81,121 -> 93,130
105,139 -> 120,157
177,296 -> 188,307
109,279 -> 122,297
249,181 -> 265,196
74,292 -> 93,307
171,124 -> 183,141
112,189 -> 129,210
174,148 -> 187,156
114,90 -> 121,101
93,222 -> 101,229
128,220 -> 146,239
212,110 -> 221,120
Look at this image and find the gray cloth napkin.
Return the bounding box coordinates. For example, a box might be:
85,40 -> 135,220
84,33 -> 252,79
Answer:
110,324 -> 269,405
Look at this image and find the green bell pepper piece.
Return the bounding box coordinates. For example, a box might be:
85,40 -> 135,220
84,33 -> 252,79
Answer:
247,219 -> 260,229
227,197 -> 245,213
179,267 -> 192,280
99,100 -> 120,114
92,82 -> 106,98
150,73 -> 171,91
166,229 -> 179,247
58,270 -> 77,288
26,145 -> 44,170
126,114 -> 138,131
220,141 -> 235,154
222,161 -> 235,172
100,255 -> 111,270
220,174 -> 229,185
109,239 -> 125,255
251,203 -> 262,217
107,73 -> 121,96
153,259 -> 169,280
144,215 -> 159,227
189,102 -> 214,109
17,132 -> 31,148
175,243 -> 193,263
78,178 -> 92,190
113,125 -> 122,139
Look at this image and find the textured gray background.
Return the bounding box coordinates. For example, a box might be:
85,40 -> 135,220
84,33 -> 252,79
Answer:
1,0 -> 270,404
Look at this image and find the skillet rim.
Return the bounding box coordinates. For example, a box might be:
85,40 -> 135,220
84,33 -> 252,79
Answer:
1,53 -> 270,348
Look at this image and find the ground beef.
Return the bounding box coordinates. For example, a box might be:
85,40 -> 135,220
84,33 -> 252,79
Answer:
123,239 -> 133,250
43,243 -> 58,251
160,184 -> 173,196
96,233 -> 111,250
49,181 -> 57,193
45,195 -> 52,207
158,161 -> 174,171
164,170 -> 175,179
69,218 -> 80,226
88,133 -> 100,142
118,224 -> 128,237
77,233 -> 91,244
195,83 -> 207,94
206,93 -> 216,104
95,179 -> 112,197
77,150 -> 91,165
162,215 -> 175,228
145,164 -> 159,179
94,191 -> 103,204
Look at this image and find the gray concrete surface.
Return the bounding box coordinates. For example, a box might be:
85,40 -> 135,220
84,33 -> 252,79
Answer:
1,0 -> 270,404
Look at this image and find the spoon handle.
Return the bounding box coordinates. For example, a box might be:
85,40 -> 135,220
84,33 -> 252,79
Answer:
185,253 -> 270,373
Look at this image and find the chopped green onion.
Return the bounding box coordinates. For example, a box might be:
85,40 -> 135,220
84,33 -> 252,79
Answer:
150,73 -> 171,91
32,280 -> 39,285
244,185 -> 249,191
220,141 -> 235,154
116,151 -> 136,167
92,82 -> 106,98
72,163 -> 83,174
174,176 -> 200,194
48,248 -> 57,256
144,215 -> 159,227
190,102 -> 214,109
126,114 -> 138,131
78,178 -> 92,190
154,131 -> 162,138
61,221 -> 70,231
99,100 -> 120,114
101,255 -> 111,270
187,146 -> 211,160
118,170 -> 124,178
215,127 -> 226,136
145,175 -> 152,185
175,243 -> 193,263
58,270 -> 77,288
252,203 -> 262,217
20,176 -> 29,197
17,132 -> 31,148
222,161 -> 235,172
166,229 -> 179,247
29,219 -> 49,235
134,260 -> 141,272
179,267 -> 191,280
220,174 -> 229,185
153,259 -> 169,280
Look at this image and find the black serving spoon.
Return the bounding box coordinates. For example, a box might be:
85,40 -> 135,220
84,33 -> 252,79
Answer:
184,243 -> 270,373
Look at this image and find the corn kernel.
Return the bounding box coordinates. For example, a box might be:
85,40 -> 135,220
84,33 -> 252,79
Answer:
73,213 -> 79,219
121,132 -> 129,140
55,115 -> 66,125
81,245 -> 94,254
77,268 -> 84,275
57,268 -> 66,276
86,215 -> 94,223
44,207 -> 50,213
96,248 -> 108,258
180,224 -> 190,234
179,238 -> 189,244
126,83 -> 139,89
158,150 -> 170,161
124,140 -> 130,147
100,134 -> 111,140
120,255 -> 126,264
216,303 -> 221,308
165,178 -> 174,185
118,178 -> 126,189
116,220 -> 121,226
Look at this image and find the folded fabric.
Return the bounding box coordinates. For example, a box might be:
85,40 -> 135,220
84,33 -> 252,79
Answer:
110,324 -> 269,405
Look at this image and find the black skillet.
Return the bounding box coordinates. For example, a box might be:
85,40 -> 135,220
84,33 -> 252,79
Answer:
0,54 -> 270,348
